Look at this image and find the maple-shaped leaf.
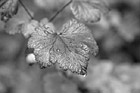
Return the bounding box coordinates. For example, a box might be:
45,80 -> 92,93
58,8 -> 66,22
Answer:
0,0 -> 18,22
28,18 -> 56,66
28,18 -> 98,75
70,0 -> 109,24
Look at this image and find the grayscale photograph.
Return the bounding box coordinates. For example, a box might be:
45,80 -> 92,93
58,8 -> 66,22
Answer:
0,0 -> 140,93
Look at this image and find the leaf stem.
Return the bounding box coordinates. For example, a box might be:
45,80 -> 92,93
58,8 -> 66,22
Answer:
49,0 -> 73,22
0,0 -> 7,7
19,0 -> 34,20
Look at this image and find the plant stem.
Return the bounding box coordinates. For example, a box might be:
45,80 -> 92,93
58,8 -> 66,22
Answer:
0,0 -> 7,7
19,0 -> 34,20
49,0 -> 73,22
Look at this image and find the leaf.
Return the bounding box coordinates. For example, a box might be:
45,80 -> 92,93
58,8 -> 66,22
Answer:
70,0 -> 109,24
28,18 -> 98,75
56,19 -> 98,75
43,73 -> 79,93
22,19 -> 38,38
5,7 -> 34,35
85,61 -> 140,93
28,18 -> 56,67
0,0 -> 19,22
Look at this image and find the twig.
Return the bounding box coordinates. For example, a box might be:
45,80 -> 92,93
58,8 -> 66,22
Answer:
49,0 -> 73,22
19,0 -> 34,20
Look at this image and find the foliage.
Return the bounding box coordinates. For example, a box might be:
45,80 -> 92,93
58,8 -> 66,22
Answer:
0,0 -> 101,75
0,0 -> 18,22
0,0 -> 140,93
71,0 -> 109,24
26,18 -> 98,75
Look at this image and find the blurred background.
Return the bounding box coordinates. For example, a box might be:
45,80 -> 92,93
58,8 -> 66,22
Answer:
0,0 -> 140,93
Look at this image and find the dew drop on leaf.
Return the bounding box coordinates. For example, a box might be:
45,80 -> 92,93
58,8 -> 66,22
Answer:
27,18 -> 98,75
83,74 -> 87,77
27,18 -> 57,67
56,19 -> 98,75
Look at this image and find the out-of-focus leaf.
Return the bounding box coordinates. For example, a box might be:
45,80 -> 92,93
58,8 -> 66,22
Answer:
82,60 -> 140,93
22,19 -> 38,38
0,81 -> 6,93
34,0 -> 68,10
0,33 -> 23,61
0,0 -> 18,22
43,73 -> 79,93
70,0 -> 109,24
28,18 -> 98,75
113,65 -> 140,89
0,20 -> 5,30
117,14 -> 140,42
5,7 -> 33,35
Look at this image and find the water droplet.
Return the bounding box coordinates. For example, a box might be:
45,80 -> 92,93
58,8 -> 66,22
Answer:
56,49 -> 60,52
83,74 -> 87,77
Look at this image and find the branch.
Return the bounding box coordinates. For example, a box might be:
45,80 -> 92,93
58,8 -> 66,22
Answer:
49,0 -> 73,22
19,0 -> 34,20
